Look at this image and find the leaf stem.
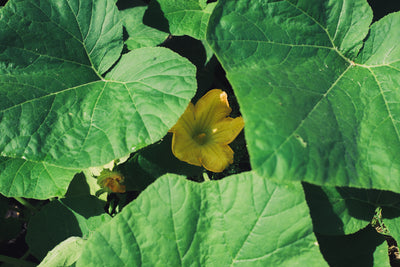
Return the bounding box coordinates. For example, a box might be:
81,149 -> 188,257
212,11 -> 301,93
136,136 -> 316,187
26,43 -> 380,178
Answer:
203,172 -> 210,182
0,255 -> 36,267
14,197 -> 38,213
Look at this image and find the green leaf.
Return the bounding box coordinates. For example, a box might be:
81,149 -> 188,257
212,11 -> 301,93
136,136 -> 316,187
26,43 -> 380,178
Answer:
374,241 -> 392,267
77,172 -> 327,266
38,236 -> 85,267
0,0 -> 123,75
118,135 -> 202,192
155,0 -> 216,39
207,0 -> 400,191
161,36 -> 218,93
0,0 -> 197,177
303,183 -> 400,239
0,157 -> 78,199
26,196 -> 110,260
121,4 -> 169,50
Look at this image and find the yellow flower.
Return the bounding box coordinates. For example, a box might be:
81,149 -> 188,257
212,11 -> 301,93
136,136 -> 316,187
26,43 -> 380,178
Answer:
169,89 -> 244,172
97,170 -> 126,193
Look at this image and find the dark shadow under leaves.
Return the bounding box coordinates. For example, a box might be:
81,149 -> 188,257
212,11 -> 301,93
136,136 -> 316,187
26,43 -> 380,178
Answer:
316,225 -> 386,267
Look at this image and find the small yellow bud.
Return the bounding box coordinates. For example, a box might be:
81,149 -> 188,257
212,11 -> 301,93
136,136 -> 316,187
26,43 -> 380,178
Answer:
97,170 -> 126,193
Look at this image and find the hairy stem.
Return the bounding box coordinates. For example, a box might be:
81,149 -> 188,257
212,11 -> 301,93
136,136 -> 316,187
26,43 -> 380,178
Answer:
14,197 -> 38,213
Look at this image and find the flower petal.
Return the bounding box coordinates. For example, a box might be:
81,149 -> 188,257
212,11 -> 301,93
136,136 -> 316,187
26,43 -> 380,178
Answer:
211,117 -> 244,145
169,102 -> 196,135
171,130 -> 202,167
105,178 -> 126,193
200,143 -> 234,172
194,89 -> 232,128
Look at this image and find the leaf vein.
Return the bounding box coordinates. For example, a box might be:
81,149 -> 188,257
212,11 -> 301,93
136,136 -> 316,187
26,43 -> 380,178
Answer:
261,64 -> 352,168
231,186 -> 275,265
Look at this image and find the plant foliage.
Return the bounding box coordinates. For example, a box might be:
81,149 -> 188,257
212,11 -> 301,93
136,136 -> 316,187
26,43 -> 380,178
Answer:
0,0 -> 400,266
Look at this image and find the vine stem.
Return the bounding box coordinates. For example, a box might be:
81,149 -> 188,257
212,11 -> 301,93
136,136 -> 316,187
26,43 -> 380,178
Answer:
203,172 -> 211,182
13,197 -> 38,213
0,255 -> 36,267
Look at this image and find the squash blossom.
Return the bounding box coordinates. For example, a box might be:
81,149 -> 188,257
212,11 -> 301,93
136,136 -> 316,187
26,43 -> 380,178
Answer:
97,170 -> 126,193
169,89 -> 244,172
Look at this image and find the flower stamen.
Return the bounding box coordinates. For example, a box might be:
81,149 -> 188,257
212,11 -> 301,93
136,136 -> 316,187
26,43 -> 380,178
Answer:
194,132 -> 208,145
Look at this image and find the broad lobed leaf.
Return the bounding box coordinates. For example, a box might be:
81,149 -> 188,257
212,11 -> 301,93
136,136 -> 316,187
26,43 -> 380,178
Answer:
0,157 -> 78,199
155,0 -> 217,40
38,236 -> 85,267
303,182 -> 400,237
121,3 -> 169,50
207,0 -> 400,192
0,0 -> 197,198
76,172 -> 326,266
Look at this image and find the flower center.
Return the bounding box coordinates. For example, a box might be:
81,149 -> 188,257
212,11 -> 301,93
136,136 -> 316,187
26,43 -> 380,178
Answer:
193,132 -> 208,145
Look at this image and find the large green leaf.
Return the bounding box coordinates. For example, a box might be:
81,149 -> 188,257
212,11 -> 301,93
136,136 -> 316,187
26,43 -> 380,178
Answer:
207,0 -> 400,191
155,0 -> 216,39
1,0 -> 122,75
0,0 -> 196,198
121,3 -> 169,50
0,157 -> 78,199
77,172 -> 326,266
38,237 -> 85,267
303,183 -> 400,237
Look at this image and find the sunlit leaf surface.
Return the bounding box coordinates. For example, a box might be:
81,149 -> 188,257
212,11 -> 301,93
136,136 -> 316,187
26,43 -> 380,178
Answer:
208,0 -> 400,192
0,0 -> 197,198
156,0 -> 216,39
77,172 -> 326,266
